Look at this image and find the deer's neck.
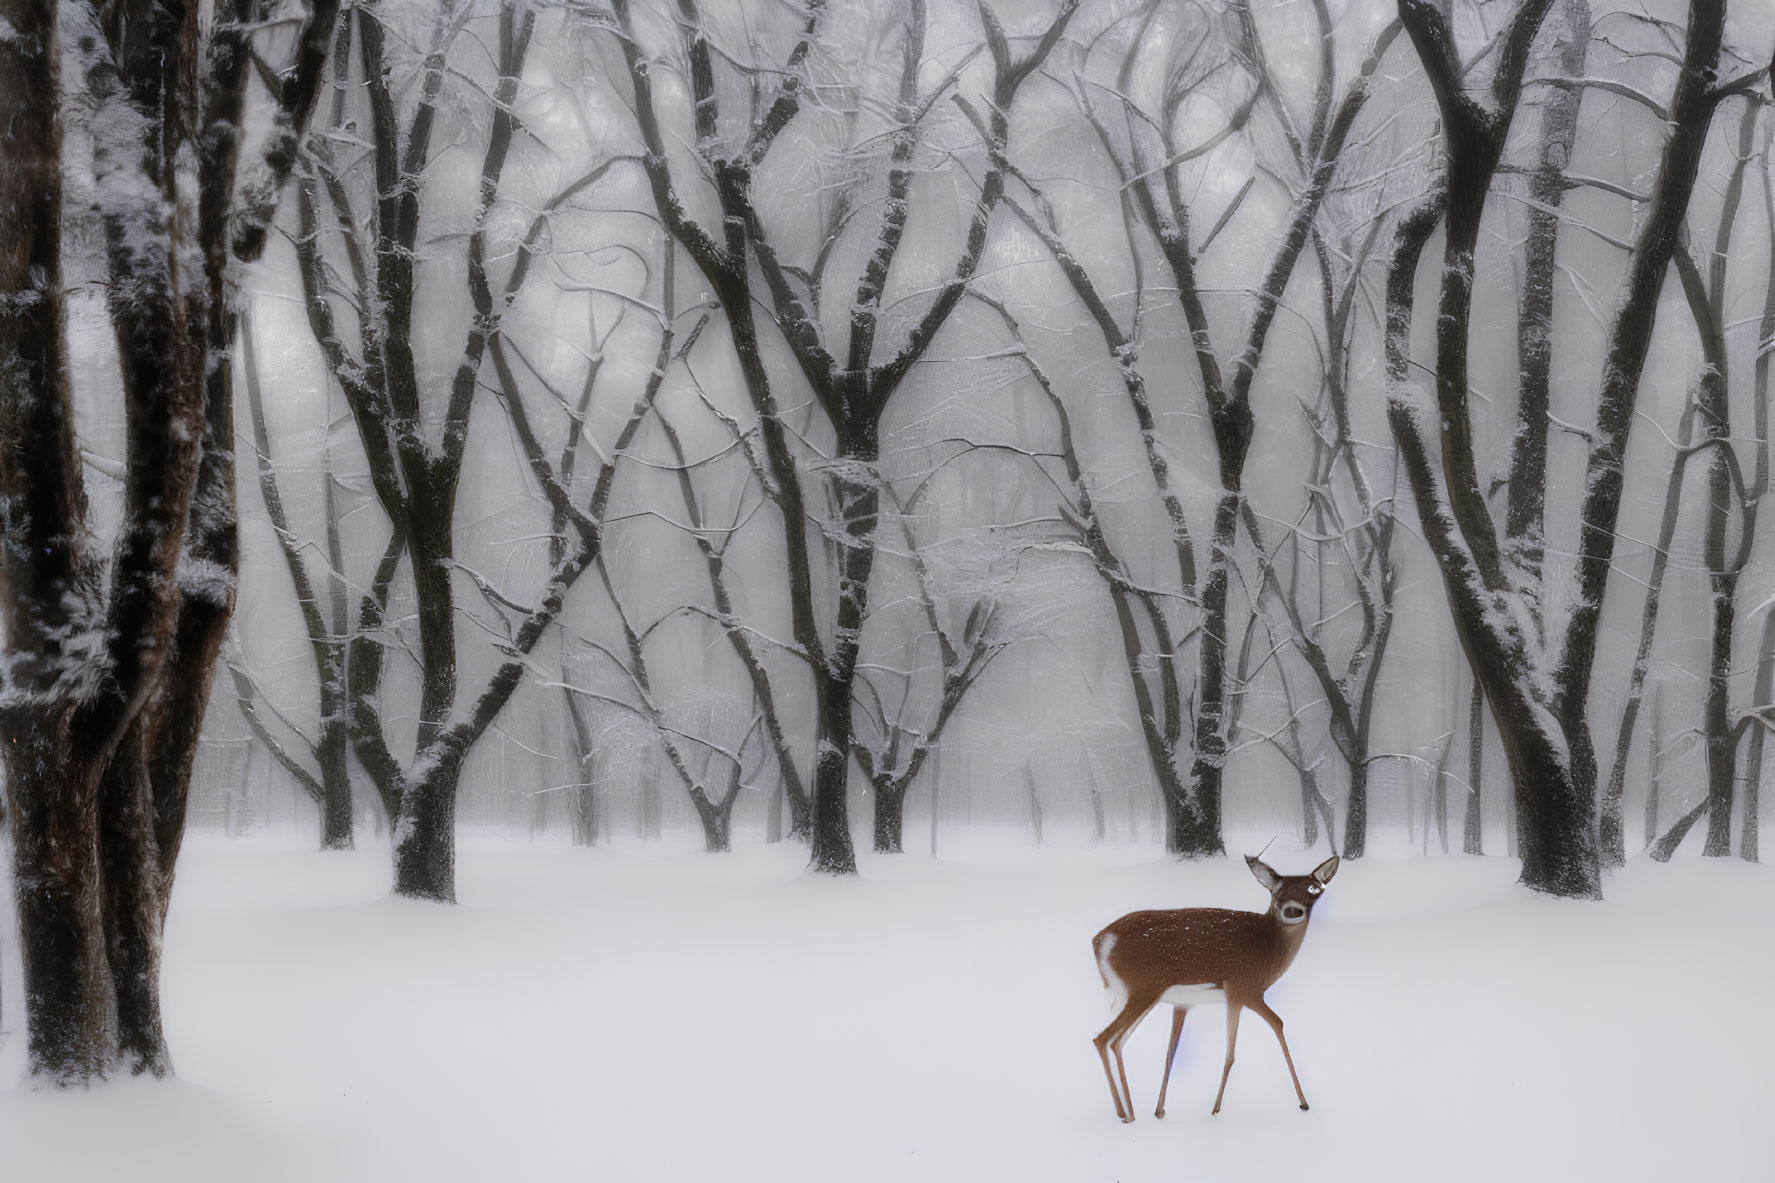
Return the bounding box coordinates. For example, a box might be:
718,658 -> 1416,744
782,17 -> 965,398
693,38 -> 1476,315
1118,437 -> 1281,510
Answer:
1265,908 -> 1312,974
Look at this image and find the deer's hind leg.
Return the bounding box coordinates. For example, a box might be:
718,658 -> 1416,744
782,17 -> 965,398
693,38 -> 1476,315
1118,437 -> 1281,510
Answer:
1210,1002 -> 1243,1115
1154,1006 -> 1188,1119
1093,990 -> 1161,1123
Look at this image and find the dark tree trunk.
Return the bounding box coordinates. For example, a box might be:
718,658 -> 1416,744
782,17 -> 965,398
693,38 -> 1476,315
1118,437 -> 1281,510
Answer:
318,729 -> 355,851
1343,759 -> 1371,860
1,0 -> 330,1082
1645,683 -> 1664,850
564,687 -> 601,847
1688,103 -> 1763,858
99,747 -> 171,1074
393,766 -> 461,902
1179,494 -> 1242,858
1502,0 -> 1588,615
1496,708 -> 1601,897
1551,0 -> 1732,769
1385,0 -> 1729,898
874,778 -> 909,854
1743,576 -> 1775,865
691,793 -> 736,853
1464,677 -> 1484,855
7,739 -> 114,1084
1600,402 -> 1697,866
305,8 -> 625,901
1701,567 -> 1740,857
1743,147 -> 1775,865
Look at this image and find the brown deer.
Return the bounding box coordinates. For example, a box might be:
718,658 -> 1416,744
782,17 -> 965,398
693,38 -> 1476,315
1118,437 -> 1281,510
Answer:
1091,854 -> 1339,1122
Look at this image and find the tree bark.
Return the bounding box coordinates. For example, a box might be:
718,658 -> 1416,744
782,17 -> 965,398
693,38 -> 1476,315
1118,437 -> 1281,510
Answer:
1599,402 -> 1697,866
0,0 -> 329,1082
873,779 -> 909,855
615,0 -> 1074,876
1464,677 -> 1484,855
1389,0 -> 1727,897
1503,0 -> 1588,617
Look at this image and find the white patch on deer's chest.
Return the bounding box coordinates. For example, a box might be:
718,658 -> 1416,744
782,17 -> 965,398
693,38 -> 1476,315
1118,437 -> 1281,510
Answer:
1160,983 -> 1227,1007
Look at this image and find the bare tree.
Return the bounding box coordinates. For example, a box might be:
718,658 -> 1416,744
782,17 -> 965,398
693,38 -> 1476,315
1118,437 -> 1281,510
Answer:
853,480 -> 1013,853
1736,133 -> 1775,864
609,0 -> 1076,873
1639,96 -> 1773,859
0,0 -> 334,1082
1003,1 -> 1401,855
231,310 -> 356,849
1384,0 -> 1755,896
650,374 -> 814,842
292,1 -> 679,899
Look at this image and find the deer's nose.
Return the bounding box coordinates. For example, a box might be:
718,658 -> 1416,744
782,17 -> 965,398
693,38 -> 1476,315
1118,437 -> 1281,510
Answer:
1280,903 -> 1307,923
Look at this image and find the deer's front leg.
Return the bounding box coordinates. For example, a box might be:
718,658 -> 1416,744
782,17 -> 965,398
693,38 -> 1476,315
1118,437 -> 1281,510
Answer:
1248,996 -> 1309,1110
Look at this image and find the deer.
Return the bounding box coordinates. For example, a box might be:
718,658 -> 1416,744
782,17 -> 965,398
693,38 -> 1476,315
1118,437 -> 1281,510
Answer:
1091,854 -> 1339,1122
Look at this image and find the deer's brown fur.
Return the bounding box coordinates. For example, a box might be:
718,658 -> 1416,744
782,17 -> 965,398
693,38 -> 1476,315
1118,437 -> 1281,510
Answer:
1091,854 -> 1338,1121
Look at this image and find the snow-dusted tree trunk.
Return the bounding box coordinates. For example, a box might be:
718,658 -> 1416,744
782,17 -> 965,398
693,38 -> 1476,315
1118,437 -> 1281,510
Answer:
1502,0 -> 1588,618
1388,0 -> 1740,897
1739,150 -> 1775,864
0,0 -> 332,1083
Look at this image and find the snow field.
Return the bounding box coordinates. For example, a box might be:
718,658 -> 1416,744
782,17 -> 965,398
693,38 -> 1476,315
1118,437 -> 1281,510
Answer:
1,830 -> 1769,1182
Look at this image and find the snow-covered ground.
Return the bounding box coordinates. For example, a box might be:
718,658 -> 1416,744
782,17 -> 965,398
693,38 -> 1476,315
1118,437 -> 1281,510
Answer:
2,829 -> 1769,1182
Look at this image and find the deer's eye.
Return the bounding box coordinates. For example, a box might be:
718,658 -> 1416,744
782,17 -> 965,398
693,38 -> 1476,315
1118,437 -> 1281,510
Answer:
1306,883 -> 1321,895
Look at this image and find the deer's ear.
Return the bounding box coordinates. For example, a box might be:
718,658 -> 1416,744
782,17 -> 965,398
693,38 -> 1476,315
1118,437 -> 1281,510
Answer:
1246,855 -> 1280,892
1312,855 -> 1340,885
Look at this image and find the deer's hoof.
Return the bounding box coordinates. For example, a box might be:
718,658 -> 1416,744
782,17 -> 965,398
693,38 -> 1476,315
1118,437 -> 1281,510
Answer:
1300,1103 -> 1310,1111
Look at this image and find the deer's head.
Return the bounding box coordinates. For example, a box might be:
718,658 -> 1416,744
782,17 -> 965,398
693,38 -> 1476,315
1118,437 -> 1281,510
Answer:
1246,854 -> 1339,925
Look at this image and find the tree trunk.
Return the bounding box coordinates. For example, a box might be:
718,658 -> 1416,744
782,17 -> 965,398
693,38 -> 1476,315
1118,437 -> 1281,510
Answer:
1600,402 -> 1698,866
572,783 -> 600,848
1343,758 -> 1372,861
1498,706 -> 1600,897
1464,676 -> 1484,855
691,794 -> 735,853
98,744 -> 173,1075
394,765 -> 461,902
1743,609 -> 1774,864
808,456 -> 878,875
1644,682 -> 1664,850
1177,492 -> 1240,858
563,685 -> 600,847
0,0 -> 323,1083
1502,0 -> 1588,613
1701,567 -> 1739,856
873,778 -> 908,854
318,728 -> 355,851
7,737 -> 115,1084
